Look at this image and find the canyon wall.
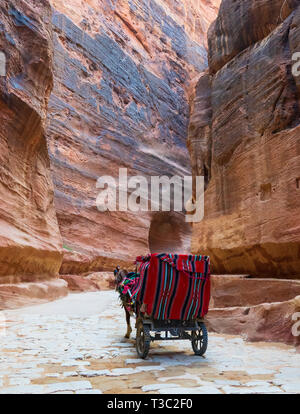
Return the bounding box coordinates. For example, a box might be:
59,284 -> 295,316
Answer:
47,0 -> 220,274
0,0 -> 67,307
0,0 -> 220,305
0,0 -> 58,278
189,0 -> 300,278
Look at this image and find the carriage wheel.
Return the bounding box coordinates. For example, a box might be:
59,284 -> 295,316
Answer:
136,322 -> 151,359
191,322 -> 208,356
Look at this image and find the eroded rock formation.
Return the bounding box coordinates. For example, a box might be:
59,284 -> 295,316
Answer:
211,275 -> 300,308
47,0 -> 220,273
207,294 -> 300,347
0,0 -> 67,307
208,275 -> 300,346
189,0 -> 300,278
61,272 -> 115,292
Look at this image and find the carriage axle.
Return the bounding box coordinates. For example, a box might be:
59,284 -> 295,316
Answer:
135,319 -> 208,359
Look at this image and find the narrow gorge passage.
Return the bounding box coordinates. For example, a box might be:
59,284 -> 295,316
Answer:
0,291 -> 299,394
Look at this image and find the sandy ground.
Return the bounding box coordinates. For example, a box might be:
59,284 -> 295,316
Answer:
0,291 -> 299,394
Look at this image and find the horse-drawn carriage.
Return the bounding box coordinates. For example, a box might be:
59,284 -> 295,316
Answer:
117,253 -> 211,359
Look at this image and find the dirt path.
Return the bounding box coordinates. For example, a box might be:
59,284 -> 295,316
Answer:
0,291 -> 299,394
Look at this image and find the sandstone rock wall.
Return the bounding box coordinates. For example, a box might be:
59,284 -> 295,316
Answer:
0,0 -> 220,303
189,0 -> 300,278
0,0 -> 63,283
207,295 -> 300,347
211,275 -> 300,308
47,0 -> 220,273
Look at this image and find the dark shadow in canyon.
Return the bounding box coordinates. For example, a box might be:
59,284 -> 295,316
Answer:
148,211 -> 192,254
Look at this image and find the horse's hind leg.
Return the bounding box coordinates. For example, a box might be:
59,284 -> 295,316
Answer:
124,308 -> 132,339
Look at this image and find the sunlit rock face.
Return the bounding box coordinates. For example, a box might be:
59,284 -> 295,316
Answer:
47,0 -> 220,273
189,0 -> 300,278
0,0 -> 63,285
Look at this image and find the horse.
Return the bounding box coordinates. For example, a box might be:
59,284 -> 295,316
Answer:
115,269 -> 134,339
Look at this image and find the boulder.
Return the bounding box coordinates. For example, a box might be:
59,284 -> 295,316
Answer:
60,275 -> 99,292
211,276 -> 300,308
0,279 -> 68,310
61,272 -> 116,292
86,272 -> 116,291
207,295 -> 300,347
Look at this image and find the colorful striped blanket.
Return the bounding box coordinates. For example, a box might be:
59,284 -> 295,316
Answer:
134,253 -> 211,320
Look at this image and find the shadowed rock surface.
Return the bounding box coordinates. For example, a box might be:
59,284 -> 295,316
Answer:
208,0 -> 300,74
189,0 -> 300,278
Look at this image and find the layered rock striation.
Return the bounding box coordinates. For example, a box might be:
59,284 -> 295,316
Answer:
189,0 -> 300,278
0,0 -> 220,304
46,0 -> 220,273
208,275 -> 300,347
0,0 -> 67,307
0,1 -> 64,279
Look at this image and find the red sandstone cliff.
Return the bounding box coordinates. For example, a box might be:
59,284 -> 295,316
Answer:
0,0 -> 220,301
0,0 -> 67,307
189,0 -> 300,279
46,0 -> 220,274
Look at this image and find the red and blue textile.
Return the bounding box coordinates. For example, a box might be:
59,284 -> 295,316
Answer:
118,272 -> 140,303
135,253 -> 211,320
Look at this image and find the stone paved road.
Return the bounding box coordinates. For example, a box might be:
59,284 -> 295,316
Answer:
0,291 -> 299,394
